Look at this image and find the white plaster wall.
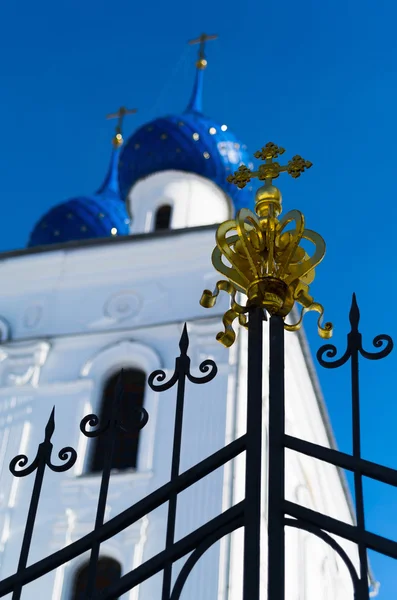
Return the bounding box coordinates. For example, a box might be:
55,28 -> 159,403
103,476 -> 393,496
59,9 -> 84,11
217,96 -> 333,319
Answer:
127,171 -> 232,234
0,229 -> 229,342
0,227 -> 358,599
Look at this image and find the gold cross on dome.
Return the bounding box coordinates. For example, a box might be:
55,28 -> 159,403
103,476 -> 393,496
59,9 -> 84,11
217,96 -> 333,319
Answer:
106,106 -> 138,147
188,33 -> 218,69
226,142 -> 313,189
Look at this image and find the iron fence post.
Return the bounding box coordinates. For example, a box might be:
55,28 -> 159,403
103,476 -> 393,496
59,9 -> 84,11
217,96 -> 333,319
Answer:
267,314 -> 285,600
351,342 -> 369,600
84,373 -> 124,599
161,336 -> 187,600
243,305 -> 264,600
147,324 -> 218,600
11,450 -> 46,600
8,408 -> 77,600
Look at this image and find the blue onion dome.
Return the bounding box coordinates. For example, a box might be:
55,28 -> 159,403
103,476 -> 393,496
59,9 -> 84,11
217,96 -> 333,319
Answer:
118,58 -> 255,214
28,145 -> 130,248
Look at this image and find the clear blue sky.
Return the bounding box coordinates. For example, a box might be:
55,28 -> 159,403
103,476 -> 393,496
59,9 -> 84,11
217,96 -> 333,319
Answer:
1,0 -> 397,596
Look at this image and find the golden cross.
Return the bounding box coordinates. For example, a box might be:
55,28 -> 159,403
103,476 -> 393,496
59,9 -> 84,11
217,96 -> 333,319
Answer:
188,33 -> 218,69
227,142 -> 313,189
106,106 -> 138,147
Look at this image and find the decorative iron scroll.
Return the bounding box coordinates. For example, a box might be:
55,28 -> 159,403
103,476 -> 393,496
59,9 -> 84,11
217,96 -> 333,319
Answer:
8,407 -> 77,600
317,292 -> 393,367
79,369 -> 149,599
148,323 -> 217,600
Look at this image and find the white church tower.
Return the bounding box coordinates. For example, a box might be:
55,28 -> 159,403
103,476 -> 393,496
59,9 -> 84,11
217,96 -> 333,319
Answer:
0,35 -> 376,599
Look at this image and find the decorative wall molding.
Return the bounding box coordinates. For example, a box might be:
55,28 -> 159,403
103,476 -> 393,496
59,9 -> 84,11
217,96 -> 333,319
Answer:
0,405 -> 33,429
0,395 -> 31,414
62,470 -> 152,493
23,305 -> 43,330
0,318 -> 10,343
104,291 -> 142,322
188,332 -> 230,369
0,379 -> 92,402
187,317 -> 226,335
80,339 -> 162,383
0,341 -> 50,387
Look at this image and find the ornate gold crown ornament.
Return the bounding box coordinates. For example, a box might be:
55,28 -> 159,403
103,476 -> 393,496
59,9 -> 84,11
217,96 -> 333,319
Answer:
199,142 -> 333,347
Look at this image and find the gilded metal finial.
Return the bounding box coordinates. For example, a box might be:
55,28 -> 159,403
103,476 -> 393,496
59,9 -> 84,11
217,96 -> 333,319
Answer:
188,33 -> 218,69
227,142 -> 312,189
200,143 -> 332,347
106,106 -> 138,148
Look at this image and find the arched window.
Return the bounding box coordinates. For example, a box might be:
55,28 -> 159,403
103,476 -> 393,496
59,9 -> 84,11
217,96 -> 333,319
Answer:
154,204 -> 172,230
71,557 -> 121,599
90,368 -> 146,473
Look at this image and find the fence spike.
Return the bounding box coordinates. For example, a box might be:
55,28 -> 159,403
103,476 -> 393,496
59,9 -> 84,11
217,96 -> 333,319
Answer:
349,293 -> 360,331
179,323 -> 189,356
44,407 -> 56,441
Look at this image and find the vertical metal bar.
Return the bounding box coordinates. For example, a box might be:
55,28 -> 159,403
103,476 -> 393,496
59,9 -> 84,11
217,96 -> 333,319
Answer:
243,306 -> 263,600
267,314 -> 285,600
85,375 -> 123,599
11,409 -> 61,600
351,346 -> 369,600
12,459 -> 46,600
161,333 -> 188,600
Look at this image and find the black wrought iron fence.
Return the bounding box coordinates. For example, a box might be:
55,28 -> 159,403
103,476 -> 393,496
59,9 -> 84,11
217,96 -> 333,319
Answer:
0,296 -> 395,599
273,294 -> 397,600
0,324 -> 245,600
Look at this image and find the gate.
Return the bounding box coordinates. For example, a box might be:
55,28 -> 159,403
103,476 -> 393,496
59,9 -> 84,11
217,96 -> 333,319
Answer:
0,143 -> 396,599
